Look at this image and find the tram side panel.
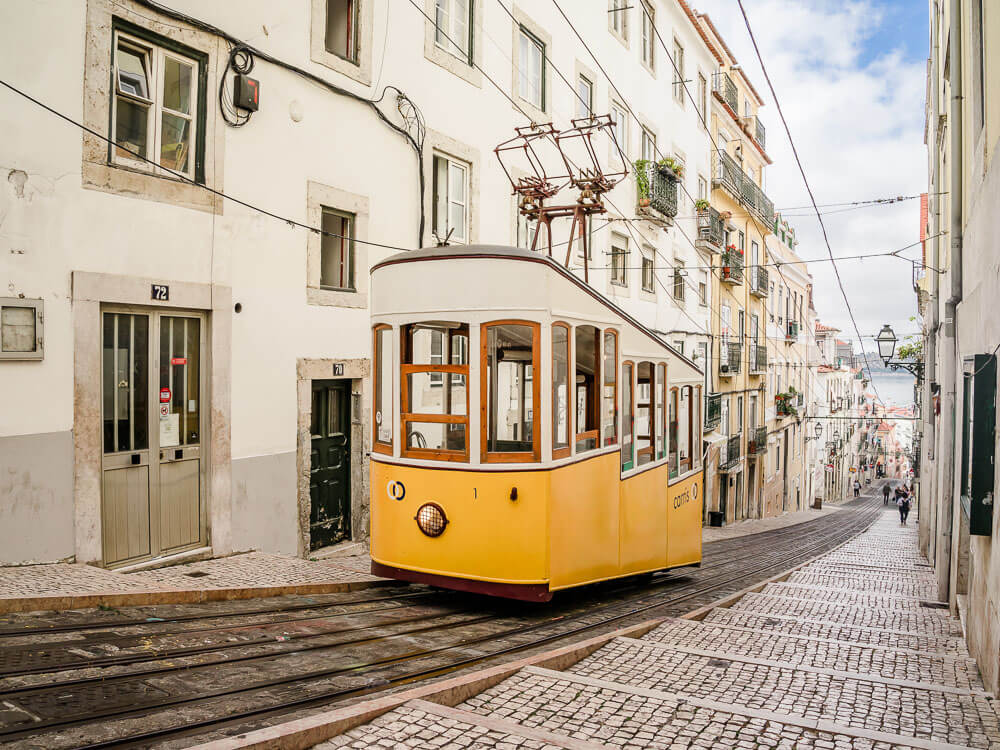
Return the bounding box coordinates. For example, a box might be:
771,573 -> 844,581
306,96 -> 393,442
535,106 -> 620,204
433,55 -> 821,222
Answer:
618,466 -> 670,576
547,452 -> 621,590
666,470 -> 704,568
370,461 -> 549,587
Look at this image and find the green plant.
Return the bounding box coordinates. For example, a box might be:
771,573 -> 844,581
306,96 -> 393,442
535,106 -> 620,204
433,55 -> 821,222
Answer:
695,198 -> 710,211
633,159 -> 651,200
657,156 -> 684,178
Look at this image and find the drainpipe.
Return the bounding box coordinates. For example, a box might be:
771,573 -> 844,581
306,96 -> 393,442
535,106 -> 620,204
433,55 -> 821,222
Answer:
937,0 -> 964,604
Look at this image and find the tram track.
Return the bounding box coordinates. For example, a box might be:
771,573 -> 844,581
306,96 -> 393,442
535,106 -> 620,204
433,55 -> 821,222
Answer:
0,499 -> 862,679
0,497 -> 883,749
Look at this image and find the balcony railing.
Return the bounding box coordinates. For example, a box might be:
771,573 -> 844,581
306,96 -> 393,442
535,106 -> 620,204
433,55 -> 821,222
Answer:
636,162 -> 679,226
751,344 -> 767,373
696,206 -> 724,250
786,320 -> 799,342
705,392 -> 722,431
721,248 -> 744,284
719,340 -> 742,376
755,117 -> 766,150
714,71 -> 738,113
748,426 -> 767,455
713,150 -> 775,227
797,392 -> 805,407
750,266 -> 768,297
721,433 -> 742,470
775,393 -> 797,417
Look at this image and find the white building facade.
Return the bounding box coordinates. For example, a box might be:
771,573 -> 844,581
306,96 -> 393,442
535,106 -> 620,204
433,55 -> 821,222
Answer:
0,0 -> 719,567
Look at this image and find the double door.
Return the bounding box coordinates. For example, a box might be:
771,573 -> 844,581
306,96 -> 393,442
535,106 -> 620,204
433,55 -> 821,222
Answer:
101,309 -> 206,567
310,380 -> 352,550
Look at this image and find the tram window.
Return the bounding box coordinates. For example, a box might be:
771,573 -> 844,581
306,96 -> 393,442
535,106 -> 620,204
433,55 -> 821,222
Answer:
602,330 -> 618,445
575,325 -> 600,453
693,385 -> 702,468
621,362 -> 633,471
668,387 -> 679,478
656,363 -> 666,460
483,322 -> 539,460
373,326 -> 392,451
401,322 -> 469,460
679,386 -> 692,473
552,323 -> 571,458
636,362 -> 653,466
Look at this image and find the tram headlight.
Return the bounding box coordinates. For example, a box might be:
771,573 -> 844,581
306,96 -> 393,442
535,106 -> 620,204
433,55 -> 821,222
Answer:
415,503 -> 448,537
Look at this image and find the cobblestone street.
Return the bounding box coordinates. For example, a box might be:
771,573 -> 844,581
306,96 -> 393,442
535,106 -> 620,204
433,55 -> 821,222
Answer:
319,505 -> 1000,749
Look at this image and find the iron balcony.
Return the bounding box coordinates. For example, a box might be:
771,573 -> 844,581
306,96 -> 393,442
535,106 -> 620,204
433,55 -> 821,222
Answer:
750,266 -> 768,298
714,71 -> 738,114
721,249 -> 744,284
748,426 -> 767,455
712,150 -> 775,227
776,394 -> 796,417
637,163 -> 679,227
696,205 -> 724,251
751,344 -> 767,373
755,117 -> 766,150
721,433 -> 742,470
704,392 -> 722,431
786,320 -> 799,342
719,340 -> 742,377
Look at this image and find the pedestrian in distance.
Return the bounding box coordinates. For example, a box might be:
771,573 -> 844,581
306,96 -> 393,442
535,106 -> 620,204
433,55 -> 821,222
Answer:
897,488 -> 911,525
853,479 -> 861,497
882,483 -> 891,505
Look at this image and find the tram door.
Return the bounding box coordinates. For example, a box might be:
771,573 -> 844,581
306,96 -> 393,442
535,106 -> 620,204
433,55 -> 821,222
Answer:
101,310 -> 206,567
310,380 -> 351,550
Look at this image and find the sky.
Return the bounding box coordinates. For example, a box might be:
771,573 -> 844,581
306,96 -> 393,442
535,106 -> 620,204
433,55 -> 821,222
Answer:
693,0 -> 928,354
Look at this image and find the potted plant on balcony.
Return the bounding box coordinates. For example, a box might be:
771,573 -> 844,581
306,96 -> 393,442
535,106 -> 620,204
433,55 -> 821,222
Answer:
657,156 -> 684,179
633,159 -> 651,207
695,198 -> 710,212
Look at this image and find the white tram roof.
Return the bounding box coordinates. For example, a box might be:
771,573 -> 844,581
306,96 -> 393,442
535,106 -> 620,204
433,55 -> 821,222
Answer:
371,245 -> 703,383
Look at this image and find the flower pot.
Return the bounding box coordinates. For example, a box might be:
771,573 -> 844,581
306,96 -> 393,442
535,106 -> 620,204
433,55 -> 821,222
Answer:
639,197 -> 651,207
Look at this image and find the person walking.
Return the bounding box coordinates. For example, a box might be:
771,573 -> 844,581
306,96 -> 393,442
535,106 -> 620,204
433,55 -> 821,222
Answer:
897,488 -> 911,525
853,479 -> 861,497
882,483 -> 891,505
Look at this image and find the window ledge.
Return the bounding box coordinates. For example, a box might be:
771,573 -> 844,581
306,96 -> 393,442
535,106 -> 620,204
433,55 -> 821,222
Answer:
82,161 -> 221,214
308,287 -> 368,309
422,0 -> 483,89
309,0 -> 373,86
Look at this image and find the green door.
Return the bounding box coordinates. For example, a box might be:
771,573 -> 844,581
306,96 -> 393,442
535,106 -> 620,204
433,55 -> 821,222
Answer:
310,380 -> 351,550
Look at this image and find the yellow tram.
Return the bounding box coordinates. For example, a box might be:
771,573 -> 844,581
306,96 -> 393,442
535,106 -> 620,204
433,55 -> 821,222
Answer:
369,245 -> 704,601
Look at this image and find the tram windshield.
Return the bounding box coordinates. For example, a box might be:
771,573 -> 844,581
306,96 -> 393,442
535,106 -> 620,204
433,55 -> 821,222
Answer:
485,323 -> 536,456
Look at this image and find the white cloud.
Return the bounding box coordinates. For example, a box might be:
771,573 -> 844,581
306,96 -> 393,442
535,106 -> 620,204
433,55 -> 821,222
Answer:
694,0 -> 926,349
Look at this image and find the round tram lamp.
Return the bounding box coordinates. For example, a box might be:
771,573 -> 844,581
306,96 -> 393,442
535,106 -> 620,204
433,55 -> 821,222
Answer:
876,324 -> 897,366
414,503 -> 449,537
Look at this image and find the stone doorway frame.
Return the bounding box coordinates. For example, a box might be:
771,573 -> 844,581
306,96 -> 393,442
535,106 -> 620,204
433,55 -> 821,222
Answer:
296,358 -> 370,557
72,271 -> 232,566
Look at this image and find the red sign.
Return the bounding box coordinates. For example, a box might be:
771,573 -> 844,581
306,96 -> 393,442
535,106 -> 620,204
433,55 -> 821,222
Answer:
160,387 -> 171,403
171,357 -> 187,366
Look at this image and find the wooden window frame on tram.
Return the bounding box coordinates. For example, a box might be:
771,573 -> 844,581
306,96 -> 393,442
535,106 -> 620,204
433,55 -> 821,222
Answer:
400,323 -> 471,463
574,324 -> 602,455
372,323 -> 393,456
480,319 -> 542,464
552,321 -> 572,461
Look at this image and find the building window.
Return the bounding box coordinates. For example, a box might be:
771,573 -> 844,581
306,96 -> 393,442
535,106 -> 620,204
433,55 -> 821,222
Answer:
112,30 -> 201,180
641,252 -> 655,293
611,233 -> 628,286
610,0 -> 628,40
0,298 -> 43,360
325,0 -> 359,63
516,209 -> 538,249
698,271 -> 708,306
320,208 -> 355,291
672,260 -> 685,301
434,0 -> 472,62
697,72 -> 707,120
432,154 -> 468,244
641,127 -> 656,161
610,101 -> 628,153
672,38 -> 685,104
576,73 -> 593,118
697,175 -> 708,201
517,26 -> 545,110
640,1 -> 655,70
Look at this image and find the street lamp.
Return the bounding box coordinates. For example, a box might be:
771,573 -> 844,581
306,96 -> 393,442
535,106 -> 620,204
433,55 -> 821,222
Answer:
805,421 -> 823,442
874,323 -> 925,381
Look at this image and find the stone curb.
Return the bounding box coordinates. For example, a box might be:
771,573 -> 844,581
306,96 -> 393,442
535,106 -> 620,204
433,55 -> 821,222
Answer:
0,578 -> 393,615
187,618 -> 665,750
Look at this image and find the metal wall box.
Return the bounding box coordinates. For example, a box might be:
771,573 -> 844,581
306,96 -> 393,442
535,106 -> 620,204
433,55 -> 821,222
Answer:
961,354 -> 996,536
233,74 -> 260,111
0,297 -> 43,361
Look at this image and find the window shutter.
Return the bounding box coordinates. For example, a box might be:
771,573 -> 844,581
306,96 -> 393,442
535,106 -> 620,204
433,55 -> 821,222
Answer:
967,354 -> 996,536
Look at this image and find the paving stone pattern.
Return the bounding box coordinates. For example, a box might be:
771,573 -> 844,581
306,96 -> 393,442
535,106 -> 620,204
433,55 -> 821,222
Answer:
318,501 -> 1000,749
